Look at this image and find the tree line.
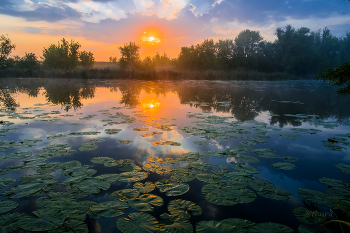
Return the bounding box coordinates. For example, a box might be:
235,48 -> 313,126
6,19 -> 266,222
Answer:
1,24 -> 349,76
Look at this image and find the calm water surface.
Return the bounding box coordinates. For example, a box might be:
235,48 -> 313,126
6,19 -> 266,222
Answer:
0,78 -> 349,233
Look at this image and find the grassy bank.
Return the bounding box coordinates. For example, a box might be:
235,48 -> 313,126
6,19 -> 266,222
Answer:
0,67 -> 305,80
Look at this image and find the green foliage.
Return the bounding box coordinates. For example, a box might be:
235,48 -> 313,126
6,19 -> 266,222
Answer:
316,62 -> 350,96
42,38 -> 81,69
79,51 -> 95,68
109,56 -> 117,63
0,35 -> 16,69
118,42 -> 141,69
16,53 -> 39,69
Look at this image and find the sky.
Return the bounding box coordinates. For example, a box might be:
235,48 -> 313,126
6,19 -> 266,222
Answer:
1,0 -> 350,61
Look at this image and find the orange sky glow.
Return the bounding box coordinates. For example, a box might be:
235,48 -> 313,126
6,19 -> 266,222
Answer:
0,0 -> 349,61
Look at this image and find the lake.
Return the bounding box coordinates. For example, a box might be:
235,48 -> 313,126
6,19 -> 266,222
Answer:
0,78 -> 349,233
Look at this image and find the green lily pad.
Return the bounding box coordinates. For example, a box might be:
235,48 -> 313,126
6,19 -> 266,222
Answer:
133,128 -> 149,131
118,171 -> 148,182
109,189 -> 140,201
0,200 -> 19,214
248,178 -> 291,200
94,173 -> 121,183
105,129 -> 122,135
234,154 -> 260,163
18,208 -> 66,231
77,178 -> 110,193
116,212 -> 159,233
133,182 -> 156,193
252,148 -> 280,158
232,163 -> 259,174
274,133 -> 301,140
90,138 -> 105,143
271,162 -> 296,170
118,140 -> 133,144
128,194 -> 164,211
79,142 -> 98,152
47,134 -> 66,140
248,222 -> 293,232
68,131 -> 101,136
293,207 -> 327,224
159,213 -> 193,233
202,182 -> 256,206
20,174 -> 58,185
0,177 -> 16,189
168,199 -> 202,219
291,128 -> 322,134
298,188 -> 327,205
193,141 -> 207,145
141,131 -> 163,137
143,163 -> 172,175
2,182 -> 44,198
176,152 -> 202,162
283,156 -> 299,162
196,218 -> 254,233
156,182 -> 190,196
196,173 -> 222,183
90,200 -> 129,217
319,177 -> 347,188
152,141 -> 181,146
5,151 -> 32,159
322,141 -> 346,151
0,212 -> 26,233
335,163 -> 350,174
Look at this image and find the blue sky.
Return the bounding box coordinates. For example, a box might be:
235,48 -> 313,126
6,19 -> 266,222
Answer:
1,0 -> 349,60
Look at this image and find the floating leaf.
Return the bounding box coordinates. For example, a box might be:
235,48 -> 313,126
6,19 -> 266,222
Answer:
5,151 -> 32,159
293,207 -> 326,224
77,178 -> 110,193
79,142 -> 98,152
109,189 -> 140,201
0,212 -> 26,233
18,208 -> 66,231
68,131 -> 101,136
283,156 -> 299,162
271,162 -> 296,170
133,182 -> 155,193
152,141 -> 181,146
196,218 -> 254,233
248,222 -> 293,232
90,200 -> 129,217
159,213 -> 192,233
94,173 -> 120,183
168,199 -> 202,219
116,212 -> 159,233
298,188 -> 327,205
0,200 -> 18,214
157,182 -> 190,196
2,182 -> 44,198
193,141 -> 207,145
118,171 -> 148,182
234,154 -> 260,163
118,140 -> 133,144
47,134 -> 66,140
141,131 -> 163,137
0,177 -> 16,189
128,194 -> 164,211
335,163 -> 350,174
105,129 -> 122,135
252,148 -> 280,158
274,133 -> 301,140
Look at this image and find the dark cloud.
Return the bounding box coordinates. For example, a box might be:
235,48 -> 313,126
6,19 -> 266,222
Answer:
0,2 -> 83,22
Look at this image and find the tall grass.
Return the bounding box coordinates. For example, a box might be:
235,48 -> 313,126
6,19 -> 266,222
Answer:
0,67 -> 301,80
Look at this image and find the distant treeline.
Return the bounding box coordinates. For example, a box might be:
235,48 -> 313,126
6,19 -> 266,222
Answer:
0,24 -> 349,78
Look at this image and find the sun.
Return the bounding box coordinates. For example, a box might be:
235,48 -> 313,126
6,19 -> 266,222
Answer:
141,32 -> 161,45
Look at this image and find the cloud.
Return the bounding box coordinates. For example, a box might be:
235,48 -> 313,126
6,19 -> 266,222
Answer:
0,2 -> 83,22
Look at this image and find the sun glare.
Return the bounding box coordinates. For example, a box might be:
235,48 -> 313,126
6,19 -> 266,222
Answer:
141,32 -> 161,45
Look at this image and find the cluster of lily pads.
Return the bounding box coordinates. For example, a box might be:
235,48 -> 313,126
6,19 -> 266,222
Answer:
0,95 -> 350,233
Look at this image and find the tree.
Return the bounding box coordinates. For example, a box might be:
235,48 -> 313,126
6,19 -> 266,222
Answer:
17,53 -> 39,69
316,62 -> 350,96
216,39 -> 235,69
79,51 -> 95,68
42,38 -> 81,69
109,56 -> 117,63
0,34 -> 16,69
118,42 -> 141,69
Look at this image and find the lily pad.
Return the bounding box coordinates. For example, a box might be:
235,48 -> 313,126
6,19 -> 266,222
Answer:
167,199 -> 202,219
68,131 -> 101,136
18,208 -> 66,231
5,151 -> 32,159
271,162 -> 296,170
90,200 -> 129,217
298,188 -> 327,205
77,178 -> 110,193
79,142 -> 98,152
117,171 -> 148,182
152,141 -> 181,146
252,148 -> 280,158
141,131 -> 163,137
116,212 -> 159,233
0,200 -> 19,214
234,154 -> 260,163
159,213 -> 193,233
128,194 -> 164,211
118,140 -> 133,144
293,207 -> 326,224
156,182 -> 190,196
0,177 -> 16,190
0,212 -> 26,233
196,218 -> 254,233
47,134 -> 66,140
2,182 -> 45,198
248,222 -> 293,232
105,129 -> 122,135
335,163 -> 350,174
274,133 -> 301,140
109,189 -> 140,201
193,141 -> 207,145
133,182 -> 156,193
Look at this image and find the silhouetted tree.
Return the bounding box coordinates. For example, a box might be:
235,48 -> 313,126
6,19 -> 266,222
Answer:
79,51 -> 95,68
0,34 -> 16,69
118,42 -> 141,69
